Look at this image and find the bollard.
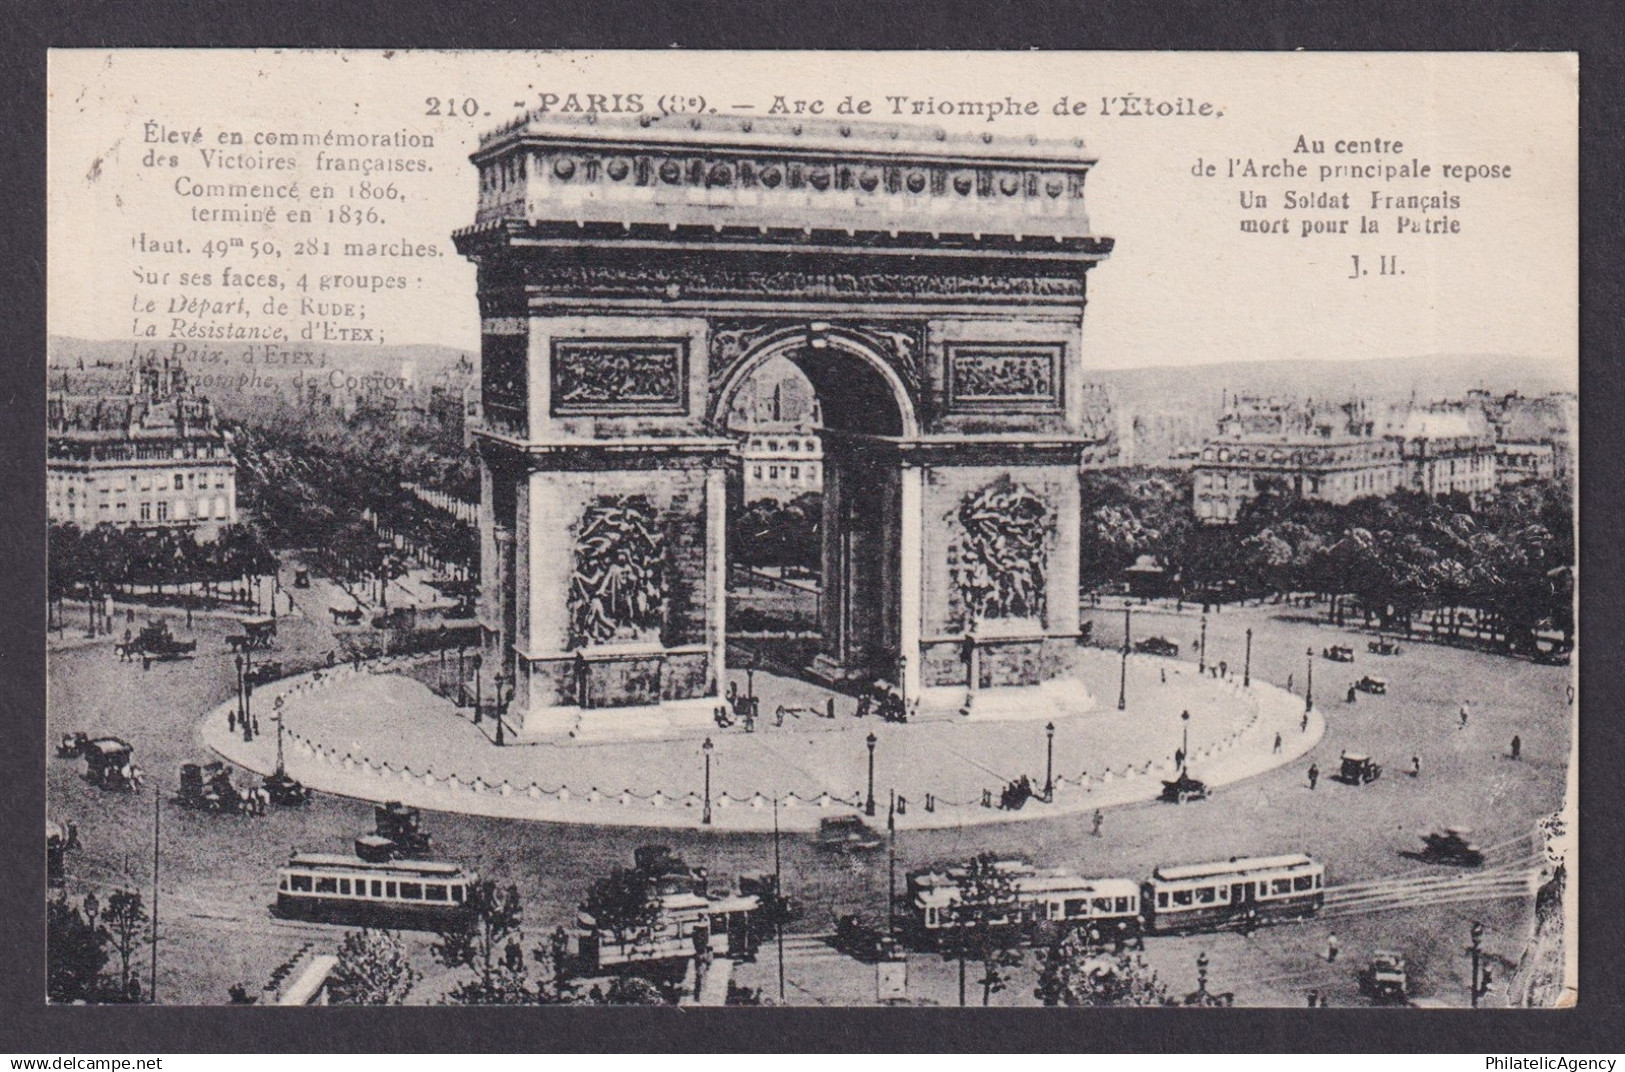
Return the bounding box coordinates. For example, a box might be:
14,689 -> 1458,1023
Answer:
926,793 -> 935,812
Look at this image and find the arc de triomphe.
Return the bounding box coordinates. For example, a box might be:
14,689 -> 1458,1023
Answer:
453,112 -> 1114,732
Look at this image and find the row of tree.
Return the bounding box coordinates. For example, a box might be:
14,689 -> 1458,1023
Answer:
47,522 -> 278,623
1082,471 -> 1575,650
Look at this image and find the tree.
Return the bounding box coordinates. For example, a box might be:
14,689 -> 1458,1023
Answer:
432,880 -> 538,1005
101,889 -> 148,1004
47,894 -> 109,1004
327,928 -> 420,1005
944,854 -> 1025,1006
580,867 -> 663,954
1034,936 -> 1177,1007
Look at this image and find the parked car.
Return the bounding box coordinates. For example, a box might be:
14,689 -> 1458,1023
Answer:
816,815 -> 884,852
1367,637 -> 1402,656
1322,645 -> 1355,662
1336,753 -> 1382,785
1354,675 -> 1387,695
1134,637 -> 1180,657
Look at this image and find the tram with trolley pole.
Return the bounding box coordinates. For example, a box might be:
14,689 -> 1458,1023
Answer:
902,861 -> 1142,949
274,852 -> 476,928
1141,853 -> 1324,934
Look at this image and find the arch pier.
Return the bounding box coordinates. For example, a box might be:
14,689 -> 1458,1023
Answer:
453,113 -> 1114,734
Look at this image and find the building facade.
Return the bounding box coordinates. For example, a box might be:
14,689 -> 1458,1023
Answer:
48,353 -> 238,538
1387,407 -> 1497,499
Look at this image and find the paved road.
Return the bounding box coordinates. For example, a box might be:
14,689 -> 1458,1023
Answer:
47,595 -> 1569,1005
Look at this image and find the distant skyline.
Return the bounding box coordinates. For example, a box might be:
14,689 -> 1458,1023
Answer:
50,52 -> 1576,374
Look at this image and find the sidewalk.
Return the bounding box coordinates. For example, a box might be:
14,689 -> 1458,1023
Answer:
204,647 -> 1322,833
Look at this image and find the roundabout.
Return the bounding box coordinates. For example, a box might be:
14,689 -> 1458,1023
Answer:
203,643 -> 1322,831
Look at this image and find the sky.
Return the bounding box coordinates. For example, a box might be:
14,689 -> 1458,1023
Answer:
48,51 -> 1577,376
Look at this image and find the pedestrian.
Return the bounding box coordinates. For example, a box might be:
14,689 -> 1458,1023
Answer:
1175,747 -> 1185,770
1219,660 -> 1228,679
1307,989 -> 1319,1008
1511,734 -> 1521,761
1287,673 -> 1294,692
1160,667 -> 1166,684
1091,809 -> 1103,837
1459,702 -> 1470,729
1411,754 -> 1421,778
1308,762 -> 1319,790
1301,711 -> 1309,733
1347,684 -> 1357,704
1273,732 -> 1282,754
1326,933 -> 1339,962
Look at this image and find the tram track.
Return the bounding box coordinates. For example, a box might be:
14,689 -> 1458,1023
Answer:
1321,864 -> 1541,919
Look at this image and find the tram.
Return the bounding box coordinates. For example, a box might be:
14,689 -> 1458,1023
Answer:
1141,853 -> 1324,934
274,851 -> 476,928
902,861 -> 1142,948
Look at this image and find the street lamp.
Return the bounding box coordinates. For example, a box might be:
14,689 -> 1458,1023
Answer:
865,732 -> 878,817
233,653 -> 244,732
702,737 -> 714,825
1305,647 -> 1314,713
1196,950 -> 1210,996
493,674 -> 508,746
1118,602 -> 1130,712
1199,614 -> 1208,674
1044,721 -> 1056,802
472,652 -> 484,724
1181,709 -> 1191,773
457,646 -> 467,707
1467,921 -> 1493,1008
1244,628 -> 1253,687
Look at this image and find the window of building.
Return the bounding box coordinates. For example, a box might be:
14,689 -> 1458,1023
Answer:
769,466 -> 779,479
752,466 -> 762,479
790,466 -> 800,479
788,440 -> 800,452
156,501 -> 169,522
139,502 -> 151,522
174,474 -> 184,490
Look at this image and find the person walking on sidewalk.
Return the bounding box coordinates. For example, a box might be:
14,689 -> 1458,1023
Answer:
1273,732 -> 1283,754
1091,809 -> 1104,837
1308,762 -> 1319,790
1326,933 -> 1339,962
1511,734 -> 1522,761
1459,701 -> 1470,729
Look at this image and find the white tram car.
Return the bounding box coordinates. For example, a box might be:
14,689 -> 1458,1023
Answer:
904,861 -> 1142,947
275,852 -> 476,928
1141,853 -> 1324,934
577,890 -> 761,970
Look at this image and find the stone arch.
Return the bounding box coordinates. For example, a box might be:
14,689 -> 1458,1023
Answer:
708,326 -> 921,439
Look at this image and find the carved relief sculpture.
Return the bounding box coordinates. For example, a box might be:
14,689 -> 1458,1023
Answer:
551,339 -> 688,415
568,495 -> 666,647
953,477 -> 1050,626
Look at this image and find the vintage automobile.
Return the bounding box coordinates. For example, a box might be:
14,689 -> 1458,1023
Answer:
815,815 -> 884,852
293,568 -> 311,589
135,620 -> 197,663
178,761 -> 248,812
262,769 -> 312,806
1159,769 -> 1210,804
1354,675 -> 1387,695
240,616 -> 277,649
1367,637 -> 1403,656
371,801 -> 433,857
1322,645 -> 1355,663
1134,636 -> 1181,658
1360,951 -> 1409,1002
83,737 -> 140,790
1418,826 -> 1485,867
244,660 -> 284,688
1336,753 -> 1383,785
834,914 -> 897,962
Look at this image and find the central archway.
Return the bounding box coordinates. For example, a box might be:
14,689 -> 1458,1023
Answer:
713,327 -> 919,686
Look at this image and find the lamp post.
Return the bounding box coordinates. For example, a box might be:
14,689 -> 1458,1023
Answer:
1199,614 -> 1208,674
1118,602 -> 1130,712
1044,721 -> 1056,802
472,652 -> 483,724
865,732 -> 877,817
1305,647 -> 1314,713
1181,709 -> 1191,774
1467,921 -> 1493,1008
702,737 -> 714,825
233,653 -> 244,732
493,674 -> 507,746
457,646 -> 466,707
242,645 -> 255,742
1244,628 -> 1253,687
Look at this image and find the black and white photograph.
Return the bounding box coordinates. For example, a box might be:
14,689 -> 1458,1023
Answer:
40,49 -> 1577,1012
